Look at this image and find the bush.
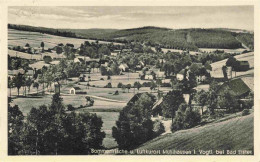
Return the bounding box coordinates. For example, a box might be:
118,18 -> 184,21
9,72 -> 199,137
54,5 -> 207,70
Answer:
153,119 -> 165,137
242,109 -> 250,116
67,104 -> 75,111
43,55 -> 52,64
114,90 -> 119,95
104,82 -> 112,88
100,78 -> 104,80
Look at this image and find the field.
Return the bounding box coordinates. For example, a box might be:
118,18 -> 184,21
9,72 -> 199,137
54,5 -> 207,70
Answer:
8,29 -> 122,49
137,113 -> 254,154
210,52 -> 254,78
8,49 -> 66,60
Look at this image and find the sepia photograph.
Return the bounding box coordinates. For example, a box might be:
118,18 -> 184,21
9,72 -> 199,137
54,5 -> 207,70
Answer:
6,5 -> 255,156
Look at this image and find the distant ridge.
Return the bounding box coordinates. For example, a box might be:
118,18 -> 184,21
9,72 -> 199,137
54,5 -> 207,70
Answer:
8,24 -> 254,51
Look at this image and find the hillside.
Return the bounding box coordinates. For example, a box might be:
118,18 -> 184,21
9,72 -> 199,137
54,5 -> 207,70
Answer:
135,113 -> 253,155
8,24 -> 254,51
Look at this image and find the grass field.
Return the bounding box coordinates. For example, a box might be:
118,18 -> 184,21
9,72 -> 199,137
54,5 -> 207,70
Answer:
137,113 -> 254,154
8,29 -> 122,49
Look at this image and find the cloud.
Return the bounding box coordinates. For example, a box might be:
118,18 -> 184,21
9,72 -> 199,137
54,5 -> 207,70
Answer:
8,6 -> 254,30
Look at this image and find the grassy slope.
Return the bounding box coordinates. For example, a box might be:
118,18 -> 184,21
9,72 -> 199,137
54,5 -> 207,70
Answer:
137,113 -> 253,153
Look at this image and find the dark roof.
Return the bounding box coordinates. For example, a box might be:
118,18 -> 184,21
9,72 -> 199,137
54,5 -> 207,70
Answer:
127,92 -> 149,106
72,86 -> 81,90
178,69 -> 186,75
238,61 -> 249,66
218,78 -> 250,97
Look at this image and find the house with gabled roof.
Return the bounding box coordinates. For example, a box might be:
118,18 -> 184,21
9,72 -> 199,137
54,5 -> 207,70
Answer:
217,78 -> 251,98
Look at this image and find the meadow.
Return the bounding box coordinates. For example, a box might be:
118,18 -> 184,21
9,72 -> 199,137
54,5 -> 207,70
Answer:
8,29 -> 123,49
137,113 -> 254,153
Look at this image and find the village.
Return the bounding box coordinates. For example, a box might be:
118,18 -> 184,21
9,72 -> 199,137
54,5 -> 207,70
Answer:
8,27 -> 254,151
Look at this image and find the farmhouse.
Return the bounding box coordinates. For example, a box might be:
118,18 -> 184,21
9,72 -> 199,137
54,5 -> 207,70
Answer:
69,86 -> 86,95
217,78 -> 251,98
119,63 -> 129,72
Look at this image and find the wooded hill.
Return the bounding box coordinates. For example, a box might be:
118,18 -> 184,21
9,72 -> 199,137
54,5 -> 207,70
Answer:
9,24 -> 254,51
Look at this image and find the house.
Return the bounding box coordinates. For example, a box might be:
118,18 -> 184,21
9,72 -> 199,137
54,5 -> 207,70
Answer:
111,52 -> 118,57
119,63 -> 129,72
196,75 -> 206,83
176,69 -> 186,81
122,49 -> 132,53
156,71 -> 166,79
217,78 -> 251,98
69,86 -> 86,95
144,74 -> 154,80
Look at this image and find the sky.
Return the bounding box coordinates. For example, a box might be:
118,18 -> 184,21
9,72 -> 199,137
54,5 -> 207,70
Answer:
8,6 -> 254,30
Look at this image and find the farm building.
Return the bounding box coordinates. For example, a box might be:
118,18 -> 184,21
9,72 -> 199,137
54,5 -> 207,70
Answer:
119,63 -> 129,72
217,78 -> 251,98
69,86 -> 86,95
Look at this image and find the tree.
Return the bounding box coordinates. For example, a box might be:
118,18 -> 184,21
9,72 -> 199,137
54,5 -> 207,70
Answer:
150,81 -> 157,92
8,76 -> 13,97
206,81 -> 220,115
218,89 -> 239,113
161,90 -> 185,123
89,62 -> 95,72
41,42 -> 45,53
8,102 -> 24,155
194,90 -> 208,114
43,56 -> 52,64
12,73 -> 25,96
25,77 -> 33,94
33,82 -> 39,94
156,79 -> 162,91
111,63 -> 121,75
25,43 -> 30,47
222,65 -> 228,80
121,84 -> 126,93
112,93 -> 156,150
134,81 -> 142,93
126,84 -> 131,93
117,82 -> 123,88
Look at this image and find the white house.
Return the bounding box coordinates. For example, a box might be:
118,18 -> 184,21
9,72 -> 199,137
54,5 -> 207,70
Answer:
69,87 -> 81,95
144,74 -> 154,80
111,52 -> 118,57
176,69 -> 186,81
119,63 -> 129,72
